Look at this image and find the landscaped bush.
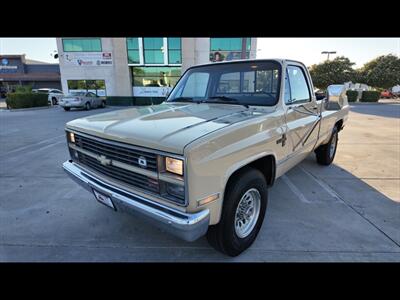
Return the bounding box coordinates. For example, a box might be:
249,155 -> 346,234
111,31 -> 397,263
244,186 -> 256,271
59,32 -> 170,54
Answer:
360,91 -> 380,102
6,93 -> 48,109
346,90 -> 358,102
105,96 -> 165,106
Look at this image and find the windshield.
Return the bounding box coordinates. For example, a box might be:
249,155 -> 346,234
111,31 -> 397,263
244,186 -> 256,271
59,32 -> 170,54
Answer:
167,61 -> 282,106
68,91 -> 85,96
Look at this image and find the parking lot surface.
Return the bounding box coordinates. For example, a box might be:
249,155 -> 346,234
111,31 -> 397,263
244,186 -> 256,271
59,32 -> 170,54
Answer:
0,104 -> 399,262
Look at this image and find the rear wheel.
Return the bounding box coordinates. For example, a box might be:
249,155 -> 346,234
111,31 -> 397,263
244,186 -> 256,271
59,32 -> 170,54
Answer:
52,97 -> 57,105
85,102 -> 91,110
315,125 -> 339,165
100,101 -> 106,108
63,107 -> 70,111
206,167 -> 268,257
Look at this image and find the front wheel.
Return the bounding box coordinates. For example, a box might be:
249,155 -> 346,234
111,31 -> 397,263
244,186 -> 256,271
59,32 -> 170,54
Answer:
315,126 -> 339,165
85,102 -> 91,110
100,101 -> 106,108
63,107 -> 70,111
206,167 -> 268,257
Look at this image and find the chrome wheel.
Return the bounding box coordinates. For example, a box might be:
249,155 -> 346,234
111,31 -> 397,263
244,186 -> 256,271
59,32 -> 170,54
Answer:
329,132 -> 337,158
234,188 -> 261,239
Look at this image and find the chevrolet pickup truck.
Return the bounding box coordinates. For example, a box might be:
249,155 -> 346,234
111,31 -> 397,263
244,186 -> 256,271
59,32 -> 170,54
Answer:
63,59 -> 349,256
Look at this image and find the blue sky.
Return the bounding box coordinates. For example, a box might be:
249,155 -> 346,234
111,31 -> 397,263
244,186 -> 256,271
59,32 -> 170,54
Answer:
0,38 -> 399,67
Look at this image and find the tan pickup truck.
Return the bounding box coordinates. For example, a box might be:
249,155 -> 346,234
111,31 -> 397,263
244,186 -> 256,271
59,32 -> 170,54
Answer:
63,59 -> 349,256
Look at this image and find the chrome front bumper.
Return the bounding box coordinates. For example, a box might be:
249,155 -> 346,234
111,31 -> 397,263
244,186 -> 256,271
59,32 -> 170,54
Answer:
63,160 -> 210,242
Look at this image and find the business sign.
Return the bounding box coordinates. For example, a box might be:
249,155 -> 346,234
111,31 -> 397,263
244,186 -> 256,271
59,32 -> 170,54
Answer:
63,52 -> 113,66
0,57 -> 18,73
133,86 -> 172,97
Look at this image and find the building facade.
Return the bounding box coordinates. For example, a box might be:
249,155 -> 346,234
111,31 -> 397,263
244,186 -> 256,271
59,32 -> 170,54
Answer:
0,55 -> 61,94
56,38 -> 257,97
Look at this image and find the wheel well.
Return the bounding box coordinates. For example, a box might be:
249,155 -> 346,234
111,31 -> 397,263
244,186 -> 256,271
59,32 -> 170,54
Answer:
226,155 -> 276,192
335,119 -> 344,132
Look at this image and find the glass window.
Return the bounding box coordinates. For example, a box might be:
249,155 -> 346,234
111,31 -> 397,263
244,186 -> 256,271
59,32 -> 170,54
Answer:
168,61 -> 281,106
67,79 -> 106,96
181,73 -> 210,98
217,72 -> 240,93
286,66 -> 310,103
210,38 -> 251,62
143,38 -> 164,64
168,38 -> 181,64
127,38 -> 140,64
132,67 -> 181,88
62,38 -> 102,52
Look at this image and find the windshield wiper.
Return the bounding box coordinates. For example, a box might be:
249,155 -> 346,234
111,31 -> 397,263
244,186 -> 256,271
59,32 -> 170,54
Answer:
207,96 -> 249,108
168,97 -> 195,103
208,96 -> 239,102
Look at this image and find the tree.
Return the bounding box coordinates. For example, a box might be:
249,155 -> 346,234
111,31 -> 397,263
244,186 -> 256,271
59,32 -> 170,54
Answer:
309,56 -> 357,90
358,54 -> 400,89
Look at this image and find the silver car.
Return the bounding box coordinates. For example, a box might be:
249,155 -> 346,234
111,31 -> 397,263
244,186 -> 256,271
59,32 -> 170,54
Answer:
59,91 -> 106,111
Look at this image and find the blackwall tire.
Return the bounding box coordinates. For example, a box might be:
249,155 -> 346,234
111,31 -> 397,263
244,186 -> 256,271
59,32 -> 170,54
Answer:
206,167 -> 268,257
315,126 -> 339,165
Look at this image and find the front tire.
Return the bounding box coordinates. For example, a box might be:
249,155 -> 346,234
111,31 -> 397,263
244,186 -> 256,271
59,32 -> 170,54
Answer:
100,100 -> 106,108
85,102 -> 91,110
206,167 -> 268,257
63,107 -> 70,111
315,125 -> 339,165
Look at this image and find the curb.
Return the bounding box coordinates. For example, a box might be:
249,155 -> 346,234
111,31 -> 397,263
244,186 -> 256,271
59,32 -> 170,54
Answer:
8,106 -> 53,112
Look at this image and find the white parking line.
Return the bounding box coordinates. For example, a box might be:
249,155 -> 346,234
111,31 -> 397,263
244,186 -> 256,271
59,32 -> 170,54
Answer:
298,165 -> 341,202
281,174 -> 312,204
0,134 -> 65,158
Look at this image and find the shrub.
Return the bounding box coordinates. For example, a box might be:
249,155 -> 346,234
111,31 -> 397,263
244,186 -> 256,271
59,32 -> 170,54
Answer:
346,90 -> 358,102
6,93 -> 49,109
360,91 -> 380,102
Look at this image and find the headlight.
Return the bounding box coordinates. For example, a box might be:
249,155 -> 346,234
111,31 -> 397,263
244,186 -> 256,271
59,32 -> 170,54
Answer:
165,157 -> 183,176
69,132 -> 75,143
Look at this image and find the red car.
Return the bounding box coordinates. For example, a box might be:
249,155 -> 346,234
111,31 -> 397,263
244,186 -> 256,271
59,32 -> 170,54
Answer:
381,90 -> 396,99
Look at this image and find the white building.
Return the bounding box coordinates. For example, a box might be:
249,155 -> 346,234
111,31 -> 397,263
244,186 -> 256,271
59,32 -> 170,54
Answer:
56,38 -> 257,98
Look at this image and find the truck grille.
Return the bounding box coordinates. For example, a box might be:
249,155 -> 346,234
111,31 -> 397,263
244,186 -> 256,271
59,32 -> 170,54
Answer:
74,134 -> 158,172
73,134 -> 159,194
77,153 -> 160,193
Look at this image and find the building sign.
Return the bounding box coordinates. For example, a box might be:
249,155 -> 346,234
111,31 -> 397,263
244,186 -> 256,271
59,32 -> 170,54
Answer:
133,86 -> 172,97
0,58 -> 18,73
63,52 -> 113,66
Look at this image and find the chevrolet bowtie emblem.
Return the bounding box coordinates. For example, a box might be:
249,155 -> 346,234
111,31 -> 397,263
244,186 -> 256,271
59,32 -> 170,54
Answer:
97,155 -> 112,166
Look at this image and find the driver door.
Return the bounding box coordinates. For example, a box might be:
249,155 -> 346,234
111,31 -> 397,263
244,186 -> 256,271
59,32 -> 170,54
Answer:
283,64 -> 321,163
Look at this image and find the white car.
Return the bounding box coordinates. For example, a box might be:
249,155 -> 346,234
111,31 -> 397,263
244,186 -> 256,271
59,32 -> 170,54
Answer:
34,88 -> 64,105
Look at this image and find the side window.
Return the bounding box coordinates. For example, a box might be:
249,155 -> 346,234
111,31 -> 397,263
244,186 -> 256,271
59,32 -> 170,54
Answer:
286,66 -> 310,104
181,72 -> 209,98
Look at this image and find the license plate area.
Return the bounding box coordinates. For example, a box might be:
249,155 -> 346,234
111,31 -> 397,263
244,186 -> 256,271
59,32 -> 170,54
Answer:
93,189 -> 116,210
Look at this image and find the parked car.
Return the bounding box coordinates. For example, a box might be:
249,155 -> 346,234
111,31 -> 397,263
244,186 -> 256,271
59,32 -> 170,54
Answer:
380,89 -> 397,99
33,88 -> 64,105
63,59 -> 349,256
59,91 -> 106,111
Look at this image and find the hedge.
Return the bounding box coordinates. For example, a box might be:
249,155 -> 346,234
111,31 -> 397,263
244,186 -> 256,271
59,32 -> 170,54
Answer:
346,90 -> 358,102
6,93 -> 49,109
105,96 -> 165,106
360,91 -> 380,102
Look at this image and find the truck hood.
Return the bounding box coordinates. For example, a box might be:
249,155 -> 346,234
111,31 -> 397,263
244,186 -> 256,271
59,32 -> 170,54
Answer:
66,103 -> 269,154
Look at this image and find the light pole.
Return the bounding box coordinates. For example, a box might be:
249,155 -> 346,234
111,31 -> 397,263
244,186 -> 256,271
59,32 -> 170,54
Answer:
321,51 -> 336,61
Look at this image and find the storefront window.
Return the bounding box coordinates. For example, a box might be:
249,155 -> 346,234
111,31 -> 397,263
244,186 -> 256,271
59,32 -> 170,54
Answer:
127,38 -> 140,64
168,38 -> 181,64
62,38 -> 102,52
67,79 -> 106,96
210,38 -> 251,62
143,38 -> 164,64
132,66 -> 181,87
